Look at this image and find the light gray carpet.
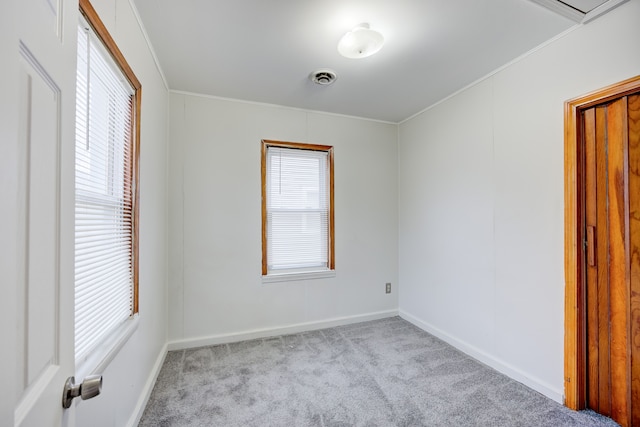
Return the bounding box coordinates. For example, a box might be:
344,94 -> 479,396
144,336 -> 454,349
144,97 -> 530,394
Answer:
139,317 -> 619,426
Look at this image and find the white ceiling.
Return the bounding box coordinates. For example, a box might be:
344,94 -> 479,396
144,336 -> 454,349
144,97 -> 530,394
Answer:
132,0 -> 578,123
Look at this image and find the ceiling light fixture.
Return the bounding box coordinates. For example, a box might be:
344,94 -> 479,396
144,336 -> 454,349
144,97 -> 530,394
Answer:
337,23 -> 384,59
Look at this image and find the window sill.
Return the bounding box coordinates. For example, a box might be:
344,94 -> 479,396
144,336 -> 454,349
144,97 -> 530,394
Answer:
75,314 -> 139,380
262,269 -> 336,283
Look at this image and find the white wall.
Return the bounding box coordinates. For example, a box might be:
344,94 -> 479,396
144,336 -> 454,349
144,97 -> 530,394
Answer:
168,93 -> 398,345
398,0 -> 640,402
73,1 -> 168,426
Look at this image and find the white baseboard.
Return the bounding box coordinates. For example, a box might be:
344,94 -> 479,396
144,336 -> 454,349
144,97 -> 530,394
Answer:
126,341 -> 168,427
167,309 -> 399,351
399,310 -> 564,404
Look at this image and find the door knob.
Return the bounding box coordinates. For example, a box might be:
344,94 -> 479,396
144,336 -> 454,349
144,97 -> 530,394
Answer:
62,375 -> 102,408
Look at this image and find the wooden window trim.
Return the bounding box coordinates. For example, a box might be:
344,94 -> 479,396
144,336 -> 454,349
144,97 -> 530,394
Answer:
564,75 -> 640,409
261,139 -> 335,276
80,0 -> 141,313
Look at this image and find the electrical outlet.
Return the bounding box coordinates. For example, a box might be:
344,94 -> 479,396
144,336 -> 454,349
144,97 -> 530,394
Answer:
385,282 -> 391,294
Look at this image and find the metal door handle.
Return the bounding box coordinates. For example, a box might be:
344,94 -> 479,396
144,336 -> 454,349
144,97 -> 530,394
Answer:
62,375 -> 102,408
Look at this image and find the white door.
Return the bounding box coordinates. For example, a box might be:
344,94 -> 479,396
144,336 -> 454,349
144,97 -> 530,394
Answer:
3,0 -> 78,425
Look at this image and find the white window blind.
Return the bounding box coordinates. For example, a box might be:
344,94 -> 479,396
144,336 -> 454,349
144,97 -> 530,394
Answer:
74,20 -> 135,364
266,146 -> 329,273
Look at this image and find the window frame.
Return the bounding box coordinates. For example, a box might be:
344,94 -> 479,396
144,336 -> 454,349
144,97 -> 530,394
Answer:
261,140 -> 335,279
75,0 -> 141,374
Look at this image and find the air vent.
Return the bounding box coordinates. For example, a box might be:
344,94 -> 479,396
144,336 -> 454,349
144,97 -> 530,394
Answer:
310,69 -> 337,86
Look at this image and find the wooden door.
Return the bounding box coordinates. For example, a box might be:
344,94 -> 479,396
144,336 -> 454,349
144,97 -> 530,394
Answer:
582,94 -> 640,427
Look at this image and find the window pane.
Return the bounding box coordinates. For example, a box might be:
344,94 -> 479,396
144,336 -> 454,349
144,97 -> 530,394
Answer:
268,210 -> 328,269
263,143 -> 332,274
74,19 -> 135,364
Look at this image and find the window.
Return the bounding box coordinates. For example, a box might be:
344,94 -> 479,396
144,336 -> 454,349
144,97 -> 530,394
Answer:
74,0 -> 140,367
261,140 -> 334,280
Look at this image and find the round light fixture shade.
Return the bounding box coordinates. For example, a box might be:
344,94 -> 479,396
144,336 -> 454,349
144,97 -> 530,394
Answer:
337,23 -> 384,59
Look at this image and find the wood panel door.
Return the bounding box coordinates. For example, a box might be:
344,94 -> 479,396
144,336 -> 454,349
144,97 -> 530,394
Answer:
582,93 -> 640,427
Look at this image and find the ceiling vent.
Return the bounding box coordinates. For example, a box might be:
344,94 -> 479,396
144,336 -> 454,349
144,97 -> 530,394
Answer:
529,0 -> 629,23
310,69 -> 337,86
